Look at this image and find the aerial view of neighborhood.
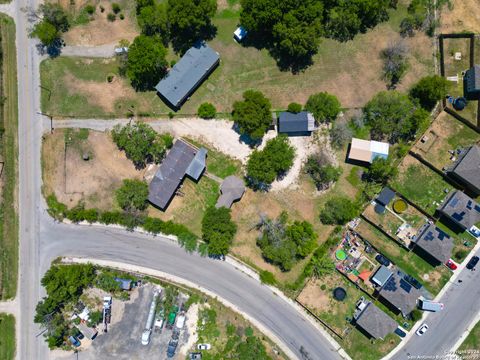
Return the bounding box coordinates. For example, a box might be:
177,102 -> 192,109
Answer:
1,0 -> 480,359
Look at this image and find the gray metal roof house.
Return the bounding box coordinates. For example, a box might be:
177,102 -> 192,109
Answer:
148,139 -> 207,210
215,175 -> 245,209
438,190 -> 480,231
447,145 -> 480,195
278,111 -> 315,135
464,65 -> 480,100
378,270 -> 421,316
354,302 -> 398,339
155,43 -> 220,109
412,223 -> 453,265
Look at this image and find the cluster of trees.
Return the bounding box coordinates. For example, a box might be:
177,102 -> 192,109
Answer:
116,179 -> 149,212
30,4 -> 70,50
201,207 -> 237,255
319,196 -> 359,225
240,0 -> 397,70
257,212 -> 317,271
246,136 -> 295,190
233,90 -> 272,141
305,150 -> 342,191
400,0 -> 450,37
111,122 -> 173,168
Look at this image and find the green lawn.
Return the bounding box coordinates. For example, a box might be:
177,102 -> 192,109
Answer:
0,15 -> 18,300
0,313 -> 15,360
459,319 -> 480,351
355,221 -> 451,295
391,156 -> 454,216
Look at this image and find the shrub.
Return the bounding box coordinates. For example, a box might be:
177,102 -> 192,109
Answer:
111,3 -> 121,14
170,60 -> 176,67
119,13 -> 125,20
287,102 -> 302,113
381,42 -> 409,88
320,284 -> 327,291
454,249 -> 468,262
107,13 -> 116,21
197,102 -> 216,119
85,5 -> 95,14
411,309 -> 422,321
201,207 -> 237,255
259,270 -> 276,285
305,151 -> 342,190
99,5 -> 105,12
330,121 -> 352,149
116,179 -> 149,211
107,74 -> 114,83
319,197 -> 359,225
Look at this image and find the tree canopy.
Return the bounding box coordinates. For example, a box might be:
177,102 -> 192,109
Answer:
116,179 -> 149,211
137,3 -> 169,42
232,90 -> 272,140
30,4 -> 69,49
201,207 -> 237,255
410,75 -> 449,110
381,42 -> 409,89
319,196 -> 358,225
365,157 -> 398,184
305,92 -> 341,123
111,122 -> 173,168
305,152 -> 342,191
126,35 -> 168,90
363,90 -> 430,143
246,136 -> 295,190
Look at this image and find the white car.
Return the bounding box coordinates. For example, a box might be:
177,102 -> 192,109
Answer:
114,47 -> 128,55
415,323 -> 429,336
197,343 -> 211,350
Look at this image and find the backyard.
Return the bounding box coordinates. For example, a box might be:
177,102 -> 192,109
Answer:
390,155 -> 454,216
412,111 -> 480,170
41,0 -> 433,117
354,220 -> 451,295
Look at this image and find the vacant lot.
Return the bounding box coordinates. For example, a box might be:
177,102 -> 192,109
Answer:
355,220 -> 451,295
440,0 -> 480,33
390,155 -> 454,216
41,1 -> 433,117
412,112 -> 480,170
0,313 -> 15,360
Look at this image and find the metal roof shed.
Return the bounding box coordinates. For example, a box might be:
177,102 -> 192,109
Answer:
376,187 -> 396,207
278,111 -> 315,135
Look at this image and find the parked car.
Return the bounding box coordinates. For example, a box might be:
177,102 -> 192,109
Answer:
466,256 -> 479,270
375,254 -> 391,267
197,343 -> 211,350
415,323 -> 429,336
167,339 -> 178,358
394,328 -> 406,338
446,259 -> 457,270
114,47 -> 128,55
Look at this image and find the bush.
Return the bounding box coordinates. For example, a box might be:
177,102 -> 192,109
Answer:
100,5 -> 105,12
116,179 -> 149,211
88,311 -> 103,327
320,284 -> 327,291
305,92 -> 341,123
107,13 -> 116,21
85,5 -> 95,14
259,270 -> 276,285
111,3 -> 121,14
287,102 -> 302,113
46,194 -> 68,219
119,13 -> 125,20
305,151 -> 342,190
411,308 -> 422,321
330,121 -> 352,149
197,102 -> 216,119
454,249 -> 468,262
170,60 -> 176,67
319,197 -> 358,225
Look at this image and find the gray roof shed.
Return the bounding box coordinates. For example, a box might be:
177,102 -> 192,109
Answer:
278,111 -> 315,134
448,145 -> 480,194
355,302 -> 398,339
413,223 -> 453,264
438,190 -> 480,230
155,43 -> 220,108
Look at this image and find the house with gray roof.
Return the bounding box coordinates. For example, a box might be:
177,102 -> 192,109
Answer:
215,176 -> 245,208
447,145 -> 480,195
277,111 -> 315,136
464,65 -> 480,100
354,301 -> 398,339
412,223 -> 453,265
155,43 -> 220,109
438,190 -> 480,231
377,270 -> 421,316
148,139 -> 207,210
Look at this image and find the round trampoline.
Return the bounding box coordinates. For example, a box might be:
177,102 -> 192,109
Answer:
392,199 -> 408,214
335,249 -> 347,261
333,287 -> 347,301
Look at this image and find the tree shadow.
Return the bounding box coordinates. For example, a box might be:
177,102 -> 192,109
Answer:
36,38 -> 64,58
171,23 -> 218,55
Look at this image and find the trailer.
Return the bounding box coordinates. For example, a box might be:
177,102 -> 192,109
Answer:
141,290 -> 160,345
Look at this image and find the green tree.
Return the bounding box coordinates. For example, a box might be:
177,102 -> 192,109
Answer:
201,207 -> 237,255
197,102 -> 216,119
39,3 -> 70,32
111,122 -> 173,167
305,92 -> 341,123
305,151 -> 342,190
136,0 -> 154,14
365,157 -> 398,184
410,75 -> 449,110
137,4 -> 169,42
319,196 -> 358,225
310,254 -> 335,278
233,336 -> 270,360
232,90 -> 272,140
167,0 -> 217,52
246,136 -> 295,189
96,272 -> 121,292
363,91 -> 429,143
287,102 -> 302,113
286,221 -> 317,257
126,35 -> 168,90
30,20 -> 59,46
116,179 -> 149,211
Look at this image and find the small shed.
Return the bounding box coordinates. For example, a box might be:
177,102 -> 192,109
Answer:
277,111 -> 315,136
464,65 -> 480,100
348,138 -> 389,164
376,187 -> 396,207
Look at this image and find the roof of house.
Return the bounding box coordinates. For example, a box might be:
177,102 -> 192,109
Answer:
378,270 -> 421,315
349,138 -> 389,163
355,302 -> 398,339
413,223 -> 453,263
148,140 -> 207,210
371,265 -> 393,287
215,175 -> 245,208
278,111 -> 315,133
155,43 -> 219,107
439,190 -> 480,230
448,145 -> 480,191
376,187 -> 396,207
465,65 -> 480,93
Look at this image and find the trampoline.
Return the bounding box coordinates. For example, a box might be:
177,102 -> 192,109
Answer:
333,287 -> 347,301
392,199 -> 408,214
335,249 -> 347,261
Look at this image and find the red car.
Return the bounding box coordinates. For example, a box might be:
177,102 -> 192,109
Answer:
446,259 -> 457,270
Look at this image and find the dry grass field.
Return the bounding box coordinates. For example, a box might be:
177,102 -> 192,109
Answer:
440,0 -> 480,33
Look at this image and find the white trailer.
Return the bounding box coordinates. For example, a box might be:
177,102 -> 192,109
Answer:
141,290 -> 160,345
